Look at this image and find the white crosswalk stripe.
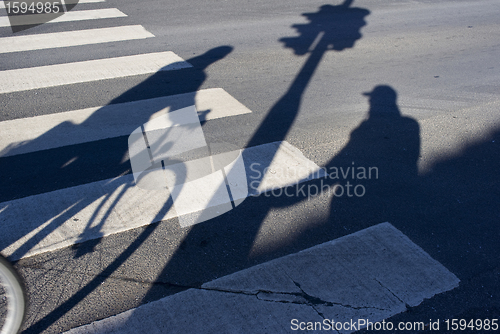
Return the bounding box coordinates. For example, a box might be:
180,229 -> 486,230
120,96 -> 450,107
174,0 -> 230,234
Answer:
0,25 -> 154,53
0,51 -> 192,93
0,88 -> 252,157
0,8 -> 127,27
0,141 -> 325,260
64,223 -> 459,334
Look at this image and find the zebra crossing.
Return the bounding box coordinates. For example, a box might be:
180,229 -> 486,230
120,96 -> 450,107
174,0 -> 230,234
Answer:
0,3 -> 336,331
0,2 -> 461,333
0,0 -> 325,260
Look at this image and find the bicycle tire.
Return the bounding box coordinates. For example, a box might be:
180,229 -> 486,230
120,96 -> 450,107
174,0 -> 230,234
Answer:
0,255 -> 26,334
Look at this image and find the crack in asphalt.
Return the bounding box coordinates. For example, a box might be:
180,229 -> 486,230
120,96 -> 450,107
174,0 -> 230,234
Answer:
198,279 -> 388,313
374,278 -> 409,308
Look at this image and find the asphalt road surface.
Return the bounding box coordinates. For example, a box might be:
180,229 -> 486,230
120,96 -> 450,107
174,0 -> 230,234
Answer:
0,0 -> 499,332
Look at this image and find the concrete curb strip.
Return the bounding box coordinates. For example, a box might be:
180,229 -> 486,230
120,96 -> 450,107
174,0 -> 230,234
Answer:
64,223 -> 459,334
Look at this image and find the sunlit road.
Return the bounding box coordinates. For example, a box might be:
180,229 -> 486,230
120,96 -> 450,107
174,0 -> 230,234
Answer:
1,0 -> 499,332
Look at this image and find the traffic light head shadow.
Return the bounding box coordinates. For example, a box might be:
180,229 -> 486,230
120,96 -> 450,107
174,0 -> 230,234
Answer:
280,0 -> 370,55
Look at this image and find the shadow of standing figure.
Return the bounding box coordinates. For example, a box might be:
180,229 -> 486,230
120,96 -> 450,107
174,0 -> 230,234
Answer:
325,85 -> 420,225
18,47 -> 236,333
0,46 -> 234,262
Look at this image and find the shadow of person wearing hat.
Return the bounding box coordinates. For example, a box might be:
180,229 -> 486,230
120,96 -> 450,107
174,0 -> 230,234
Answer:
261,84 -> 421,247
321,85 -> 421,226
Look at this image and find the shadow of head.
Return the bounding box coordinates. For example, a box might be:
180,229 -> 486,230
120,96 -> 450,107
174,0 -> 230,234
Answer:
363,85 -> 401,117
181,45 -> 234,69
280,0 -> 370,55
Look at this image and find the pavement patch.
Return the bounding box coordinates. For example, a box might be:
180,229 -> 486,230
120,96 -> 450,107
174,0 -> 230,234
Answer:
63,223 -> 459,334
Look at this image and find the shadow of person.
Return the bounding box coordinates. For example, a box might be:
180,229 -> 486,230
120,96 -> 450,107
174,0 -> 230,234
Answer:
332,85 -> 420,184
321,85 -> 421,232
110,46 -> 233,108
0,46 -> 233,261
242,85 -> 421,261
0,46 -> 233,202
69,46 -> 234,256
16,47 -> 238,334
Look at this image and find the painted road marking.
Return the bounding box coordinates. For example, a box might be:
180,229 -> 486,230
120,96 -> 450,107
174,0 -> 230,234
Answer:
128,105 -> 250,227
0,8 -> 127,27
0,141 -> 325,260
0,25 -> 154,53
63,223 -> 459,334
0,51 -> 192,94
0,88 -> 251,157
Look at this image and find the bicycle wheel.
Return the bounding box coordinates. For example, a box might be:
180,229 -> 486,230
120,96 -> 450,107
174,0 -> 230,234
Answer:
0,256 -> 25,334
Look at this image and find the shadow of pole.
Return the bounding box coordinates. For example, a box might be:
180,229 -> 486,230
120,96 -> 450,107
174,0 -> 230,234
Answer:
136,0 -> 370,301
249,1 -> 370,147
